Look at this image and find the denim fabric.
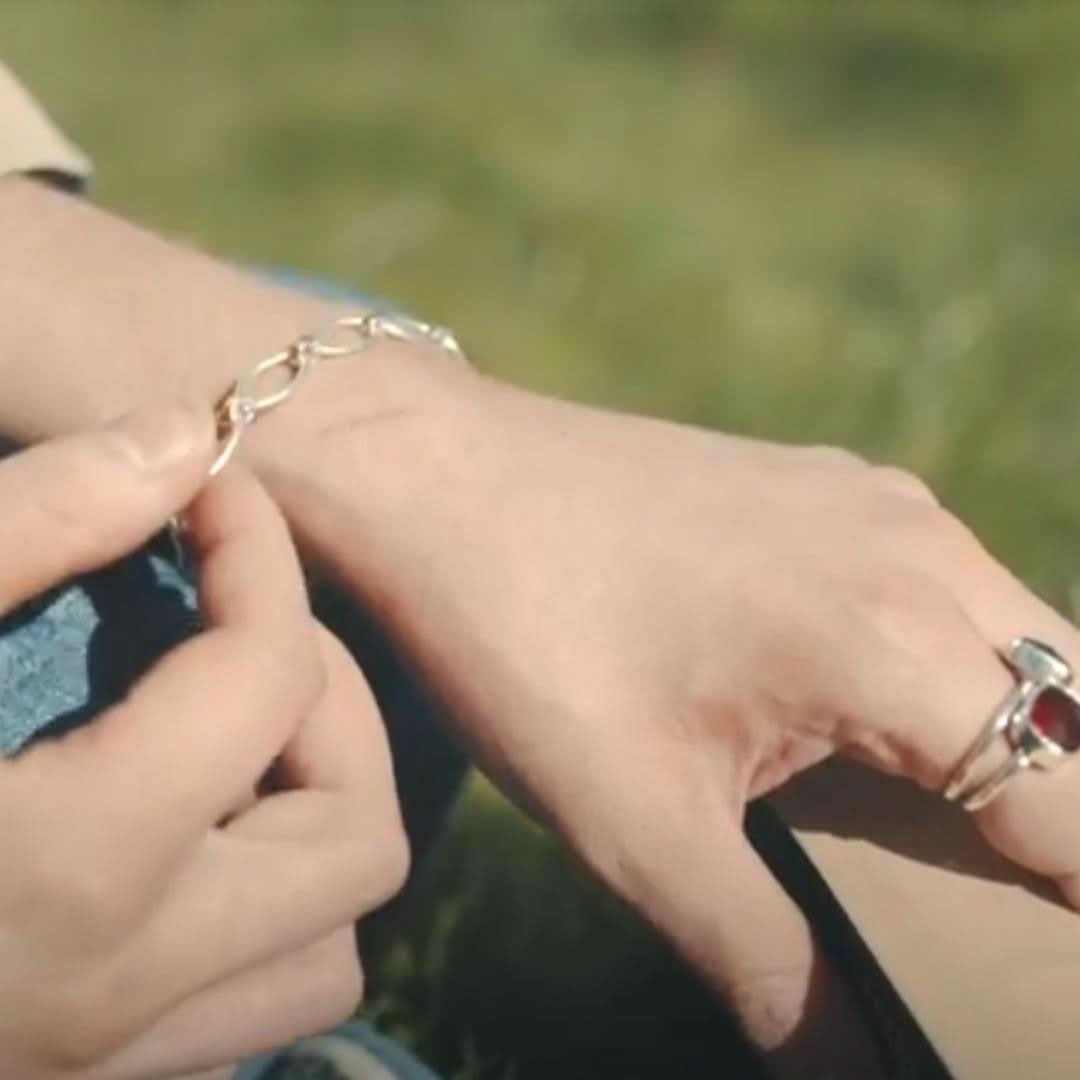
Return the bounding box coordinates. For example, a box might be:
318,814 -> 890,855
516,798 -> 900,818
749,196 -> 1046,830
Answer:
235,1020 -> 441,1080
0,552 -> 197,756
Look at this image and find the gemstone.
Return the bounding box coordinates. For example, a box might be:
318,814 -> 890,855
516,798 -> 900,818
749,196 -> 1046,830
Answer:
1011,637 -> 1071,682
1029,687 -> 1080,752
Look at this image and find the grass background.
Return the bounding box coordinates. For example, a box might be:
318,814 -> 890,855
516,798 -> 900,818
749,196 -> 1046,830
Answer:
4,2 -> 1080,1075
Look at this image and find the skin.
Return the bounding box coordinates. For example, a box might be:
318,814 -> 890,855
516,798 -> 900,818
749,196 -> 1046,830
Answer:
259,364 -> 1080,1062
0,177 -> 1077,1072
0,404 -> 408,1078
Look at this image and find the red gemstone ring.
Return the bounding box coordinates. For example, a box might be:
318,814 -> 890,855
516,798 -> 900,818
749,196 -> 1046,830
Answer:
944,637 -> 1080,811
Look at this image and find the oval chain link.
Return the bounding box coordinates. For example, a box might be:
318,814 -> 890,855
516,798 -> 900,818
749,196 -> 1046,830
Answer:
209,312 -> 463,476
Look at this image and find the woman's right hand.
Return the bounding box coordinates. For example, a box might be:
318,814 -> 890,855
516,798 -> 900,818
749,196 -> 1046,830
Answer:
0,404 -> 409,1079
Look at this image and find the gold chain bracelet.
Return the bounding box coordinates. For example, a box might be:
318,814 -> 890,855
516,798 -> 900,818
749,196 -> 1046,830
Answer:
209,311 -> 464,475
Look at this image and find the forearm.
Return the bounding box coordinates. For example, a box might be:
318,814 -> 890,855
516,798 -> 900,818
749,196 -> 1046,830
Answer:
0,177 -> 412,442
0,174 -> 486,550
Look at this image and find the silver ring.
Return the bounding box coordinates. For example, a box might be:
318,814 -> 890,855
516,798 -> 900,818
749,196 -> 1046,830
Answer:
944,637 -> 1080,811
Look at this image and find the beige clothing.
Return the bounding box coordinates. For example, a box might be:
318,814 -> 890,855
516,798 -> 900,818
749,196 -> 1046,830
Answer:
0,62 -> 88,183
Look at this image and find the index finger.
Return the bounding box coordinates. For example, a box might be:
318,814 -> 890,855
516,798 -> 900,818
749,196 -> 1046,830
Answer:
57,469 -> 324,866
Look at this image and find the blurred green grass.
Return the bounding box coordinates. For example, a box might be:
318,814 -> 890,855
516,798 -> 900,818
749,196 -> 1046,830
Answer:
6,2 -> 1080,1075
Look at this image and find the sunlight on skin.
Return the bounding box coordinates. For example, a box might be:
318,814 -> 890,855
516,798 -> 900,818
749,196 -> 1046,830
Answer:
2,3 -> 1078,1074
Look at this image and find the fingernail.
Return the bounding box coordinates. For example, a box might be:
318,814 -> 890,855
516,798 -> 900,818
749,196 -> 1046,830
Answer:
107,402 -> 207,470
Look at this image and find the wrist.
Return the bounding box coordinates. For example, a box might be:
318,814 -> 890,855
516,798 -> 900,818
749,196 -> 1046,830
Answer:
0,176 -> 483,525
0,177 -> 343,441
246,331 -> 485,528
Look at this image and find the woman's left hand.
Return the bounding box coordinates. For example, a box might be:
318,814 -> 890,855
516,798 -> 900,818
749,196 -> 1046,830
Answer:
252,352 -> 1080,1067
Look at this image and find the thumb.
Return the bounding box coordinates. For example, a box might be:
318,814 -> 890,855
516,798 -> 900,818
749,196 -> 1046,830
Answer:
0,400 -> 213,612
643,814 -> 883,1077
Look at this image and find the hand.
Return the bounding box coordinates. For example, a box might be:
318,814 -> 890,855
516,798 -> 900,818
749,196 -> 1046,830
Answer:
0,406 -> 408,1079
0,177 -> 1071,1065
256,359 -> 1080,1059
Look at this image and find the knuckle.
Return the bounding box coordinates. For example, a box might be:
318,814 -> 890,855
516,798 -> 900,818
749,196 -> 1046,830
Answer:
323,949 -> 366,1024
257,623 -> 328,742
929,509 -> 982,559
279,624 -> 328,712
302,635 -> 330,705
897,499 -> 984,564
863,563 -> 944,618
304,937 -> 366,1032
57,864 -> 134,941
346,802 -> 411,910
802,445 -> 866,470
872,465 -> 938,505
859,567 -> 967,660
378,824 -> 412,901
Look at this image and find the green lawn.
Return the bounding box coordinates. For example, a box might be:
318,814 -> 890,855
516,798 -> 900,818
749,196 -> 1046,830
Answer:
5,2 -> 1080,1075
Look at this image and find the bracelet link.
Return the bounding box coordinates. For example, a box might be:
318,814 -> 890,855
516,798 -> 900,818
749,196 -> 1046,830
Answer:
208,311 -> 463,476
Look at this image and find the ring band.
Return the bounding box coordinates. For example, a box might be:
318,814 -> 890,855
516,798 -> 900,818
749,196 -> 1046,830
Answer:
944,637 -> 1080,811
959,748 -> 1029,811
942,681 -> 1031,805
